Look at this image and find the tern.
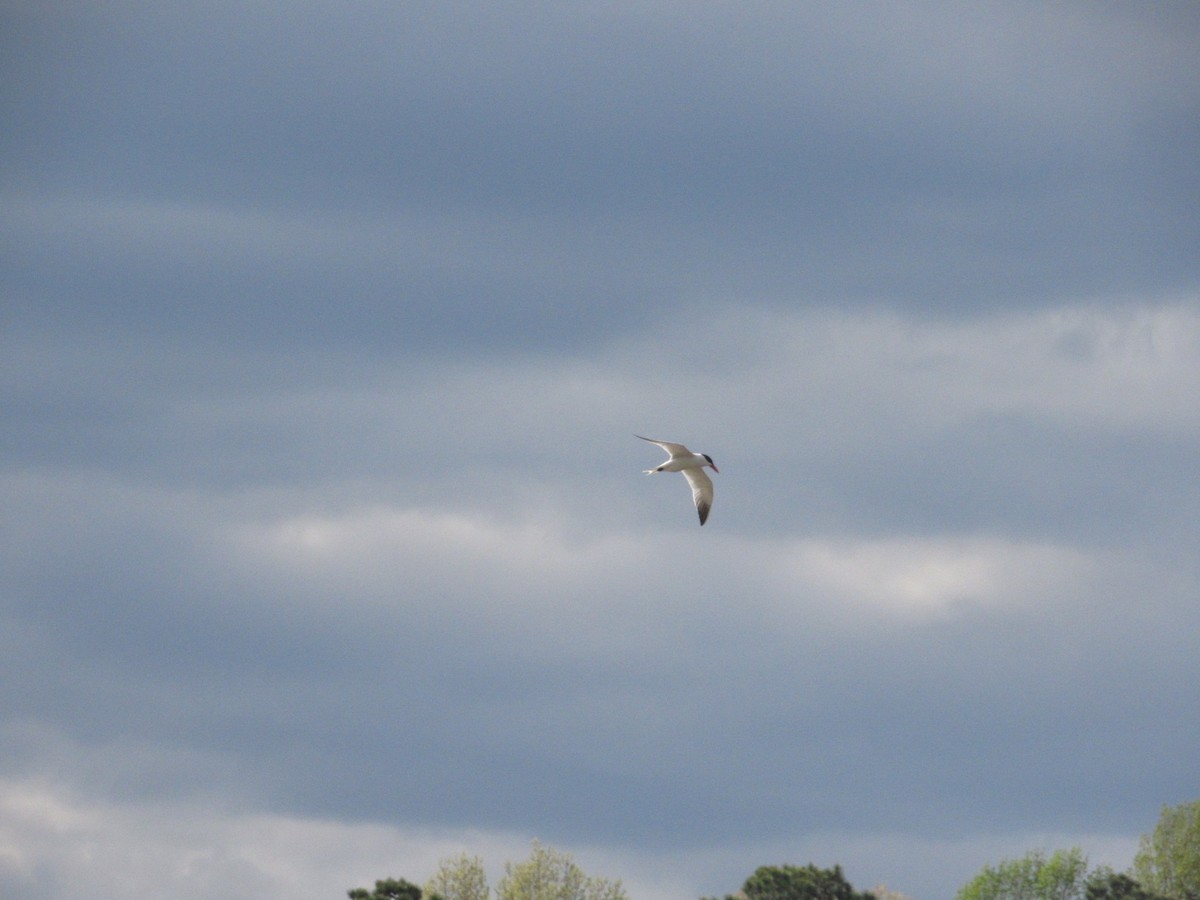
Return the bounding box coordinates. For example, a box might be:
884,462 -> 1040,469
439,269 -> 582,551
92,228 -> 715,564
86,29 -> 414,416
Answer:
636,435 -> 719,526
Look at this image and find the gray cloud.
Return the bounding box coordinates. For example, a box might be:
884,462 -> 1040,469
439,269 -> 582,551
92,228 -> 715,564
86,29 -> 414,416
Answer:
5,308 -> 1197,833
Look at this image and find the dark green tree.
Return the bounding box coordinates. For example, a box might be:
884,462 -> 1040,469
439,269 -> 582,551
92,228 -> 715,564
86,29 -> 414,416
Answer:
1086,869 -> 1169,900
705,863 -> 875,900
348,877 -> 441,900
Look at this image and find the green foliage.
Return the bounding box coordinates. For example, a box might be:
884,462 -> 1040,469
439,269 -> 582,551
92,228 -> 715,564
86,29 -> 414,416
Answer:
1085,868 -> 1169,900
1133,799 -> 1200,900
348,877 -> 436,900
349,841 -> 625,900
702,863 -> 875,900
425,852 -> 490,900
955,848 -> 1090,900
495,840 -> 627,900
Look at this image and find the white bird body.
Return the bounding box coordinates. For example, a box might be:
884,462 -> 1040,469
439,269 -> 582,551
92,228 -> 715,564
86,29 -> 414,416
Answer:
636,435 -> 719,526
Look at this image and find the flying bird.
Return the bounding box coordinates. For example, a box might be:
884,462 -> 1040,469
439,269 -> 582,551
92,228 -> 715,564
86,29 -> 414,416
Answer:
636,435 -> 719,526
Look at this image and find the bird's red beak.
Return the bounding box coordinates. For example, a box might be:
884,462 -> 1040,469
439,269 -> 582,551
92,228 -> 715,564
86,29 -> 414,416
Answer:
711,463 -> 719,473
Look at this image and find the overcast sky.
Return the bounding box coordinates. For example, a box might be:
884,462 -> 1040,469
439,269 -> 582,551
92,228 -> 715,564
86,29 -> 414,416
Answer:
3,3 -> 1199,899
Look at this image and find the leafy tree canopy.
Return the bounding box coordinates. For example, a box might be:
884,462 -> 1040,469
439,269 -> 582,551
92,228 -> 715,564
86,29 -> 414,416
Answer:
425,852 -> 489,900
1133,799 -> 1200,900
955,848 -> 1091,900
348,842 -> 624,900
495,840 -> 627,900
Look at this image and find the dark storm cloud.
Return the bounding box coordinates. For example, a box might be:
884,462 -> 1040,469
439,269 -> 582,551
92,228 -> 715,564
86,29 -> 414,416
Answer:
5,3 -> 1199,354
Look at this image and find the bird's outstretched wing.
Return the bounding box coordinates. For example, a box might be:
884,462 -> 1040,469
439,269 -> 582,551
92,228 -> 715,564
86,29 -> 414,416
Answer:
682,467 -> 713,526
635,434 -> 692,458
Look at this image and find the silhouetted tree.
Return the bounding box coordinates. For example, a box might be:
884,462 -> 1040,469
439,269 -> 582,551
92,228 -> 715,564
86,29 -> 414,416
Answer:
348,877 -> 440,900
1086,869 -> 1169,900
703,863 -> 875,900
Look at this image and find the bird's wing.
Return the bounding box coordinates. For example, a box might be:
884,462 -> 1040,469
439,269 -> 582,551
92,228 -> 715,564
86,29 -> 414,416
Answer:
681,467 -> 714,526
635,435 -> 691,458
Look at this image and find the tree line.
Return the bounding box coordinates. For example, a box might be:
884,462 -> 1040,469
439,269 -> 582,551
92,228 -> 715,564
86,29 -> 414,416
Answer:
347,798 -> 1199,899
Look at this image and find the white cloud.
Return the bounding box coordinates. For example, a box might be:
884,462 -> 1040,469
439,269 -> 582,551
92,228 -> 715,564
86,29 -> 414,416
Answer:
224,504 -> 670,659
0,778 -> 528,900
775,536 -> 1090,619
